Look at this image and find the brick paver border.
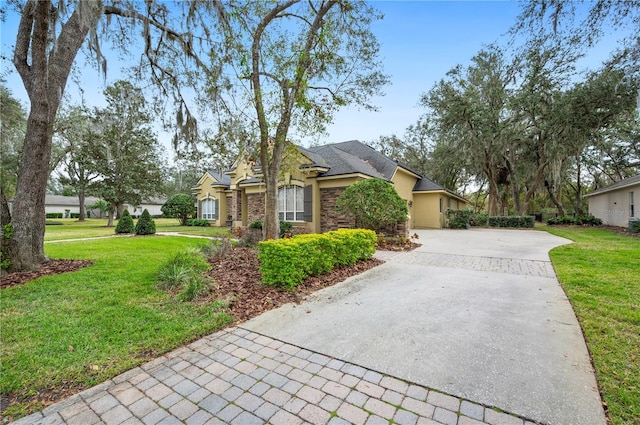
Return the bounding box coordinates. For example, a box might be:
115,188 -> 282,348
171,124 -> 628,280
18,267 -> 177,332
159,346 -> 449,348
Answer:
13,327 -> 539,425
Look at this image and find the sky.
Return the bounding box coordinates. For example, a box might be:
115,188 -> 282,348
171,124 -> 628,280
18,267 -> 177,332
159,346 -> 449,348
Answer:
0,1 -> 626,159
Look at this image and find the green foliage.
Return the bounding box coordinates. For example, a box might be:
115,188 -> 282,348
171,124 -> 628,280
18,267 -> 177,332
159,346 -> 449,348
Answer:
630,219 -> 640,234
87,199 -> 110,216
469,211 -> 489,226
135,209 -> 156,235
1,236 -> 232,417
45,213 -> 63,219
547,215 -> 603,226
487,216 -> 535,228
161,194 -> 196,225
157,248 -> 211,301
115,209 -> 135,234
446,209 -> 472,229
259,229 -> 377,289
0,84 -> 27,199
249,220 -> 263,229
336,178 -> 408,232
0,223 -> 11,271
186,219 -> 211,227
279,221 -> 293,237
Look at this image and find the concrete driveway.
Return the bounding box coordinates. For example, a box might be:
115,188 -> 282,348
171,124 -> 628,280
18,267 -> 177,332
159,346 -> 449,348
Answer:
242,229 -> 606,425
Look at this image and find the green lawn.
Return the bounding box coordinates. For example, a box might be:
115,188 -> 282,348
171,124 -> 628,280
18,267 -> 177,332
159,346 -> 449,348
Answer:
545,226 -> 639,425
45,218 -> 231,241
1,236 -> 233,418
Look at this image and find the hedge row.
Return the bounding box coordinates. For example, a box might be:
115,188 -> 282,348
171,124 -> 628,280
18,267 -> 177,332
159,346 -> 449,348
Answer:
45,213 -> 63,219
547,215 -> 602,226
258,228 -> 377,289
487,216 -> 535,228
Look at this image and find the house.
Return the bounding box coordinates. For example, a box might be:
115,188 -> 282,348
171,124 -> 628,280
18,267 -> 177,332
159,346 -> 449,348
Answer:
192,140 -> 468,232
43,194 -> 101,217
584,174 -> 639,227
32,195 -> 166,218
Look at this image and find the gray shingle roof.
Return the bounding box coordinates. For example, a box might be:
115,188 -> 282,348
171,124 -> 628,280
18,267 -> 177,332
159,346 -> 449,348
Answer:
584,174 -> 640,197
306,144 -> 387,180
207,170 -> 232,187
311,140 -> 398,180
413,177 -> 445,192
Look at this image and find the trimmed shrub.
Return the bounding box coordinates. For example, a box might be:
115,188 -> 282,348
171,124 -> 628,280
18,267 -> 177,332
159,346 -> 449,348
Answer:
70,213 -> 80,219
161,193 -> 196,225
470,211 -> 489,226
630,219 -> 640,234
575,215 -> 602,226
547,215 -> 576,225
259,228 -> 377,289
487,216 -> 535,228
45,213 -> 63,219
187,218 -> 211,227
547,215 -> 603,226
249,220 -> 263,230
446,209 -> 472,229
115,209 -> 135,234
336,178 -> 408,233
135,209 -> 156,235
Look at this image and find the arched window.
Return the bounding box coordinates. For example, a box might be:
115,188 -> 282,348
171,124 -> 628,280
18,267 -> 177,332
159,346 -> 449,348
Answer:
278,185 -> 304,221
201,198 -> 217,219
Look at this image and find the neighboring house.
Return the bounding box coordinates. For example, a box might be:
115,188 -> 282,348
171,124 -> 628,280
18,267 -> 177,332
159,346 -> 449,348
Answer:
124,198 -> 166,217
10,195 -> 167,218
584,174 -> 640,227
44,195 -> 101,217
192,140 -> 467,231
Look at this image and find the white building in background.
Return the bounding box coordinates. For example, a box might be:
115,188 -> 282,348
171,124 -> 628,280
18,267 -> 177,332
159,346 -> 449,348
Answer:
9,195 -> 167,218
584,174 -> 639,227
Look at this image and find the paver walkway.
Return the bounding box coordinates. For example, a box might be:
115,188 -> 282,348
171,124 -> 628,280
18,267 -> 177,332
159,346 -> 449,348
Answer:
13,228 -> 603,425
14,327 -> 533,425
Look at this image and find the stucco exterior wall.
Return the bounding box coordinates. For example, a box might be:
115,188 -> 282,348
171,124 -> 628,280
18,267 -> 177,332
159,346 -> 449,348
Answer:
588,184 -> 639,227
391,168 -> 418,202
413,192 -> 444,229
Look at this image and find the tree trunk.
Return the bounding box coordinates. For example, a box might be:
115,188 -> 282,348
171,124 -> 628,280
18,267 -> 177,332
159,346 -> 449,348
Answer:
10,111 -> 53,270
10,0 -> 103,271
263,166 -> 280,240
545,179 -> 566,216
487,177 -> 500,216
575,156 -> 584,215
107,203 -> 116,227
78,190 -> 86,221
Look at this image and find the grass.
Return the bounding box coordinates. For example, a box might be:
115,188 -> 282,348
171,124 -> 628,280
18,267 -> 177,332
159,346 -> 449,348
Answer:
544,226 -> 639,425
44,218 -> 231,241
0,236 -> 233,418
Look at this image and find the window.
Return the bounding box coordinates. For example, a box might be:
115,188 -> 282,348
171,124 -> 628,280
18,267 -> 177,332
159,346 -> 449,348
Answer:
631,192 -> 635,218
278,185 -> 304,221
202,199 -> 217,219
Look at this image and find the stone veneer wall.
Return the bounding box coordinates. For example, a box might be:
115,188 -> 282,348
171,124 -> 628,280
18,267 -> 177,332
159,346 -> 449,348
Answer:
247,193 -> 265,224
319,187 -> 356,233
226,195 -> 233,221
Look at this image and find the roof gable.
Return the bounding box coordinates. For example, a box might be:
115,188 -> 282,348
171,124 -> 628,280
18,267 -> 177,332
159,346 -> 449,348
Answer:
584,174 -> 640,197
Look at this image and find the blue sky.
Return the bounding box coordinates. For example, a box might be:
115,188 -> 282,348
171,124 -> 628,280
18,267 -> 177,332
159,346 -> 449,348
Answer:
0,1 -> 625,156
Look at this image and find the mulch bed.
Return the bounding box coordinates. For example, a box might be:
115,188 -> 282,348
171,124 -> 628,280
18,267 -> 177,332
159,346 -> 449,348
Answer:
0,259 -> 94,289
206,247 -> 383,324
